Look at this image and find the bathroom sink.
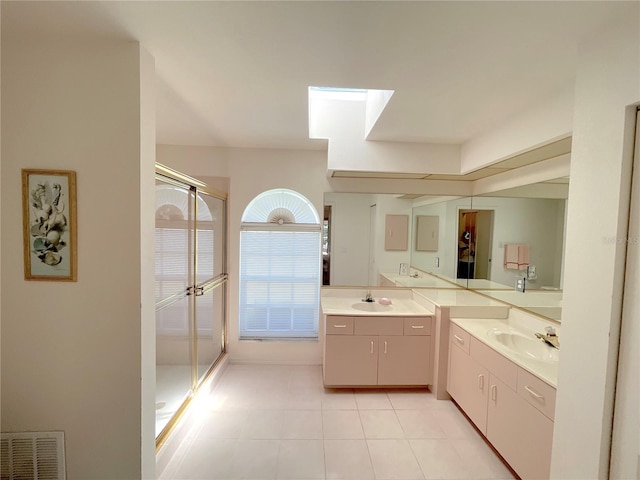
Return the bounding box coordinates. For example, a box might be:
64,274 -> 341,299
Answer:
351,302 -> 393,312
487,328 -> 559,363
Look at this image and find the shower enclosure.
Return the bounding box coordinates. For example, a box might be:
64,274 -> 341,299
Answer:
154,168 -> 227,441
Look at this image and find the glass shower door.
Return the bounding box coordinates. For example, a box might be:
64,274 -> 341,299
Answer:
194,192 -> 227,384
154,178 -> 196,437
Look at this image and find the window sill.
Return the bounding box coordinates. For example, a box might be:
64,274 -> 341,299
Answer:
239,337 -> 319,343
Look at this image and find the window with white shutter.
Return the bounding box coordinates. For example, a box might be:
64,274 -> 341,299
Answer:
239,189 -> 321,340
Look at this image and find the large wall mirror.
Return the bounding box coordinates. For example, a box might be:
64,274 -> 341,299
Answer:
468,177 -> 568,321
323,176 -> 567,322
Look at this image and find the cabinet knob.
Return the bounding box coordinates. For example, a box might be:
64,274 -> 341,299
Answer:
454,334 -> 465,344
491,384 -> 497,401
384,341 -> 388,354
478,374 -> 484,390
333,324 -> 347,328
370,341 -> 374,354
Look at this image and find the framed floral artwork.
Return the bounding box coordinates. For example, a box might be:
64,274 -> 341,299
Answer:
22,169 -> 77,281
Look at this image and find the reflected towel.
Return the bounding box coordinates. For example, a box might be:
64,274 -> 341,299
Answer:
518,245 -> 530,270
504,244 -> 530,270
504,244 -> 519,269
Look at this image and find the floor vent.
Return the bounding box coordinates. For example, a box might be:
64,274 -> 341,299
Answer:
1,432 -> 65,480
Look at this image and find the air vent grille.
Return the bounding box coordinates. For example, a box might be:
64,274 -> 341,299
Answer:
0,432 -> 65,480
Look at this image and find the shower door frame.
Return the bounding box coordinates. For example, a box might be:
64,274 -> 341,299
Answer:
154,168 -> 228,448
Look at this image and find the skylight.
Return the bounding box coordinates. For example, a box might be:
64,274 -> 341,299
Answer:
308,85 -> 394,140
308,86 -> 368,102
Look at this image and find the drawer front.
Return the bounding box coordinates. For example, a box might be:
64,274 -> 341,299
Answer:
517,367 -> 556,420
325,316 -> 355,335
450,323 -> 471,354
470,337 -> 517,390
403,317 -> 432,335
355,317 -> 403,336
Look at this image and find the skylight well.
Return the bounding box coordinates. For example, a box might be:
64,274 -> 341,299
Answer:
308,85 -> 394,140
308,86 -> 368,102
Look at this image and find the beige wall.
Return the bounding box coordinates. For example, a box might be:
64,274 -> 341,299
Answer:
552,12 -> 640,479
1,38 -> 154,478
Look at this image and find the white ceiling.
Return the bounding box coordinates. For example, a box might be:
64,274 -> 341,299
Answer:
2,1 -> 634,152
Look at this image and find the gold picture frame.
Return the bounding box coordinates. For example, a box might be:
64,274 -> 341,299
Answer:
22,169 -> 77,281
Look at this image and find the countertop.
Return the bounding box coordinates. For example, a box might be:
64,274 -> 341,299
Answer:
321,296 -> 434,317
413,289 -> 510,318
450,317 -> 558,387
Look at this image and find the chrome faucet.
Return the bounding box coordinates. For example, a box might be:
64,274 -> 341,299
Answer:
535,326 -> 560,349
364,291 -> 375,302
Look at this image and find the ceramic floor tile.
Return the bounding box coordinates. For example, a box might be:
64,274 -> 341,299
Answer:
287,386 -> 324,410
209,383 -> 256,411
158,365 -> 511,480
436,407 -> 481,439
366,439 -> 425,480
395,409 -> 447,439
324,439 -> 375,480
450,437 -> 515,479
322,410 -> 365,439
282,410 -> 323,439
242,410 -> 285,439
359,410 -> 405,439
196,410 -> 247,439
410,439 -> 472,479
354,390 -> 393,410
386,389 -> 450,410
257,390 -> 292,410
289,366 -> 324,388
171,438 -> 236,480
322,389 -> 357,410
276,439 -> 325,479
230,439 -> 280,480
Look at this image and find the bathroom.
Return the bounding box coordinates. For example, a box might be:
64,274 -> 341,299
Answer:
1,2 -> 639,479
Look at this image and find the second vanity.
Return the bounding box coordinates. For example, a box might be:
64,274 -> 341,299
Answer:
448,317 -> 557,479
321,285 -> 560,480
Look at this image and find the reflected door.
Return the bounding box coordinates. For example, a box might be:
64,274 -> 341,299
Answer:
457,209 -> 494,280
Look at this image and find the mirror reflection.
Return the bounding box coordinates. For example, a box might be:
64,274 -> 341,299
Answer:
470,178 -> 568,321
323,176 -> 568,322
410,196 -> 473,287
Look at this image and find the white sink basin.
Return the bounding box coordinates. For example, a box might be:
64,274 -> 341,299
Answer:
487,328 -> 559,363
351,302 -> 393,312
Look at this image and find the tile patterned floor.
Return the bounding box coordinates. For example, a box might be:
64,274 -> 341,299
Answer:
159,364 -> 515,480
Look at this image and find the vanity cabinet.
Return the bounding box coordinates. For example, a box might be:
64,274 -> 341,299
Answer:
447,330 -> 489,430
447,323 -> 555,479
323,315 -> 433,387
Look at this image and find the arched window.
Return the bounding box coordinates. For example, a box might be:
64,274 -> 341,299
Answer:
239,189 -> 321,339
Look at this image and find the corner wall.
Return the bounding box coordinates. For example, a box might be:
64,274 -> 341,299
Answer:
1,38 -> 150,478
552,12 -> 640,478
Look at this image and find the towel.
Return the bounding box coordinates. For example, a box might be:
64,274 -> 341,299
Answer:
504,244 -> 519,269
517,245 -> 530,270
504,244 -> 530,270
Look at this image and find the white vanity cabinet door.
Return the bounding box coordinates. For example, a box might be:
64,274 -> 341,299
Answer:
487,373 -> 554,480
324,335 -> 378,386
378,335 -> 431,385
447,339 -> 489,433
